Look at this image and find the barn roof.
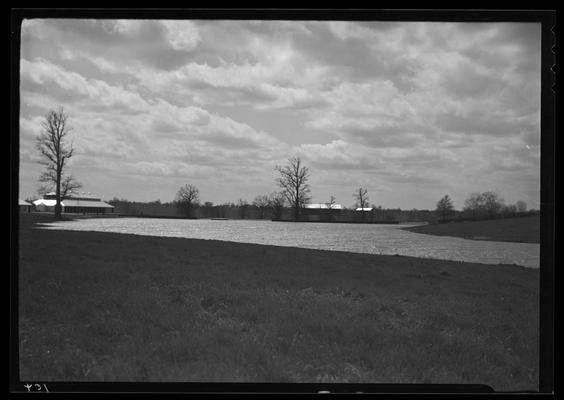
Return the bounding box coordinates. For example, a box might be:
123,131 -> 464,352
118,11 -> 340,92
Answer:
33,199 -> 57,206
62,199 -> 114,208
304,203 -> 343,210
33,199 -> 114,208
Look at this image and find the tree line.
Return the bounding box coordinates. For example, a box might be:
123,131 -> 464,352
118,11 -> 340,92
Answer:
170,187 -> 286,220
435,193 -> 534,223
173,156 -> 536,223
173,156 -> 377,221
109,196 -> 425,222
109,188 -> 537,223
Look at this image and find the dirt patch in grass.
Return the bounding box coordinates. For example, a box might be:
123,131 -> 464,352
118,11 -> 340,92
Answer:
17,214 -> 539,390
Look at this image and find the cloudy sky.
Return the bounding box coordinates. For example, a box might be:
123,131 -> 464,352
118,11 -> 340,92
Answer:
19,19 -> 541,209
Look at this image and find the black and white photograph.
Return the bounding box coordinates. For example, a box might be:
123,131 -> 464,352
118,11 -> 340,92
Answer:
12,9 -> 554,394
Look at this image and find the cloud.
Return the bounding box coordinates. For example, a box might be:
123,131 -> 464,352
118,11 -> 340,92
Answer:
101,20 -> 144,36
161,20 -> 201,51
435,112 -> 518,136
303,80 -> 429,149
298,140 -> 378,171
18,19 -> 542,208
21,58 -> 150,114
326,21 -> 380,41
135,50 -> 331,110
194,116 -> 280,150
23,19 -> 200,71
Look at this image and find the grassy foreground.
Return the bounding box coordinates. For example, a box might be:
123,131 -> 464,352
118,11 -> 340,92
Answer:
404,215 -> 540,244
18,214 -> 538,390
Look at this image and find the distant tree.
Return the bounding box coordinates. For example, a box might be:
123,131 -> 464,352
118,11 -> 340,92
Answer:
36,107 -> 82,219
268,192 -> 286,220
516,200 -> 527,213
216,204 -> 228,218
175,184 -> 200,218
464,193 -> 483,219
353,187 -> 369,221
237,199 -> 249,219
275,156 -> 311,221
481,191 -> 504,218
353,187 -> 369,209
435,194 -> 455,222
201,201 -> 214,218
373,205 -> 383,221
463,191 -> 504,219
503,204 -> 517,215
253,194 -> 271,219
325,195 -> 337,221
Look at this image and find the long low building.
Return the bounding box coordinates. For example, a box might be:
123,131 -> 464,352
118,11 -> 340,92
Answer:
302,203 -> 343,221
33,192 -> 114,214
304,203 -> 344,210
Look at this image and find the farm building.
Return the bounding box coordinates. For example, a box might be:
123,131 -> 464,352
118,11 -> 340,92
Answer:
305,203 -> 344,211
303,203 -> 343,221
19,199 -> 32,213
33,192 -> 114,214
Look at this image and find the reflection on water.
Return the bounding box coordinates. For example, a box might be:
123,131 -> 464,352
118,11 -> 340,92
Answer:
39,218 -> 540,268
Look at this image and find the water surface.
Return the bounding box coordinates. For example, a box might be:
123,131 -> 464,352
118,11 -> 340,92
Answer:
39,218 -> 540,268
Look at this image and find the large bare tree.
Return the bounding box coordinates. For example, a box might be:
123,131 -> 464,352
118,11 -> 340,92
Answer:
175,184 -> 200,218
353,187 -> 369,221
36,107 -> 81,219
275,156 -> 311,221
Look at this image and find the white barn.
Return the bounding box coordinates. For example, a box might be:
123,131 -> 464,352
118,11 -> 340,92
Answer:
33,192 -> 114,214
304,203 -> 343,210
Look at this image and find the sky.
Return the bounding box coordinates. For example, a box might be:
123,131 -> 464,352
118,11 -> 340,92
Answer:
18,19 -> 542,210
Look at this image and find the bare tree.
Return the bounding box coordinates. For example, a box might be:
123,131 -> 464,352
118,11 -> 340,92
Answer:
435,194 -> 454,222
36,107 -> 81,219
175,184 -> 200,218
325,195 -> 337,221
353,187 -> 369,221
275,156 -> 311,221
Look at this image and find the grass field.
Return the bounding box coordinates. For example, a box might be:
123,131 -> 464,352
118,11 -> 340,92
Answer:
17,214 -> 539,390
403,215 -> 540,244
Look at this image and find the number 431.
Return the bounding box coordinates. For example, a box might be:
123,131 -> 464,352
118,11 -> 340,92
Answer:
23,383 -> 49,392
